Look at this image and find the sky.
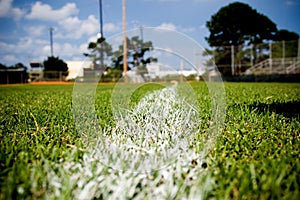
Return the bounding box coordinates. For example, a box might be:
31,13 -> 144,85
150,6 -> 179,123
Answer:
0,0 -> 299,67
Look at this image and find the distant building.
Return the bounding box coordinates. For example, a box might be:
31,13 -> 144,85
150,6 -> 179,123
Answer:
147,63 -> 200,78
126,69 -> 146,83
64,61 -> 203,83
65,61 -> 93,80
0,68 -> 27,84
29,62 -> 43,82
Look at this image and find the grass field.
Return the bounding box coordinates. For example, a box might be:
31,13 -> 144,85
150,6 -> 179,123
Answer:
0,82 -> 299,199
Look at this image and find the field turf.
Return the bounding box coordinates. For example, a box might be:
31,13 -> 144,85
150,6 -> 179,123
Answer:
0,82 -> 299,199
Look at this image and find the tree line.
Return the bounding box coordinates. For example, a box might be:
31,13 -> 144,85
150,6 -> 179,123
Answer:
205,2 -> 299,76
2,1 -> 298,81
84,35 -> 157,81
0,56 -> 69,83
0,63 -> 28,84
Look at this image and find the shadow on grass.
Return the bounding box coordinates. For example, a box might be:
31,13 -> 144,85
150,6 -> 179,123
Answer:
249,100 -> 300,119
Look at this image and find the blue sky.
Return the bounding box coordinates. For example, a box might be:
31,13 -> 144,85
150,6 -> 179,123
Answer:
0,0 -> 299,66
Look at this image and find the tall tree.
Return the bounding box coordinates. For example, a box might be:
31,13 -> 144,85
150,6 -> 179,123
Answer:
206,2 -> 277,75
85,36 -> 157,81
276,29 -> 299,41
0,63 -> 7,69
206,2 -> 277,46
271,30 -> 299,58
84,38 -> 113,70
43,56 -> 68,79
11,63 -> 27,70
112,36 -> 157,79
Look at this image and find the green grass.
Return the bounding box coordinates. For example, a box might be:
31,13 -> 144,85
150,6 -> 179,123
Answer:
0,82 -> 299,199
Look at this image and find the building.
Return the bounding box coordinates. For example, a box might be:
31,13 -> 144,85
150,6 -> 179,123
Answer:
28,62 -> 43,82
65,61 -> 93,81
0,68 -> 27,84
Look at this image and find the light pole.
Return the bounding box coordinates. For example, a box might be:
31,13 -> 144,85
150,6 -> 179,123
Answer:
97,0 -> 104,73
98,0 -> 103,39
49,27 -> 54,57
122,0 -> 128,82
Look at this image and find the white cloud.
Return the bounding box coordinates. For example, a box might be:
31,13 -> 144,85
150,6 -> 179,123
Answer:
109,35 -> 123,50
56,43 -> 78,57
0,37 -> 48,64
58,15 -> 99,39
181,27 -> 196,33
0,36 -> 86,66
42,45 -> 50,55
59,16 -> 82,32
11,7 -> 24,21
41,40 -> 88,61
0,0 -> 25,21
104,23 -> 120,33
156,23 -> 196,33
56,17 -> 120,40
16,37 -> 34,53
26,2 -> 79,21
0,37 -> 35,55
34,39 -> 48,46
112,35 -> 123,44
0,41 -> 15,53
144,0 -> 180,2
80,43 -> 89,53
0,1 -> 124,66
193,0 -> 217,2
2,54 -> 18,64
157,23 -> 177,31
200,24 -> 206,29
87,35 -> 98,43
286,0 -> 300,5
24,25 -> 46,37
0,0 -> 11,17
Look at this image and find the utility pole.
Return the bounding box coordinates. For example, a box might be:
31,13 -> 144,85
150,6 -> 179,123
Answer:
250,44 -> 254,67
298,38 -> 300,63
140,26 -> 144,67
98,0 -> 103,38
97,0 -> 104,73
231,45 -> 234,76
297,38 -> 300,61
269,42 -> 272,73
140,26 -> 144,47
194,50 -> 202,78
180,60 -> 184,83
122,0 -> 128,82
282,40 -> 286,73
49,27 -> 54,57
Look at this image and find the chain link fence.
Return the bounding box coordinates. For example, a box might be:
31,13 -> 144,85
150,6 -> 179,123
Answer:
208,39 -> 300,76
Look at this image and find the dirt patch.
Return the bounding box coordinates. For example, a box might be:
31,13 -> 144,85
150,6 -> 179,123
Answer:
29,81 -> 74,85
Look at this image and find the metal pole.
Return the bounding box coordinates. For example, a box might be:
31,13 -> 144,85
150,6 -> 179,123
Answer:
49,27 -> 54,57
231,45 -> 234,76
282,40 -> 285,73
250,44 -> 253,67
140,25 -> 144,53
269,42 -> 272,73
140,26 -> 144,44
98,0 -> 104,72
99,0 -> 103,38
298,38 -> 300,62
140,26 -> 144,64
180,60 -> 183,83
122,0 -> 128,82
6,70 -> 9,84
195,50 -> 202,80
